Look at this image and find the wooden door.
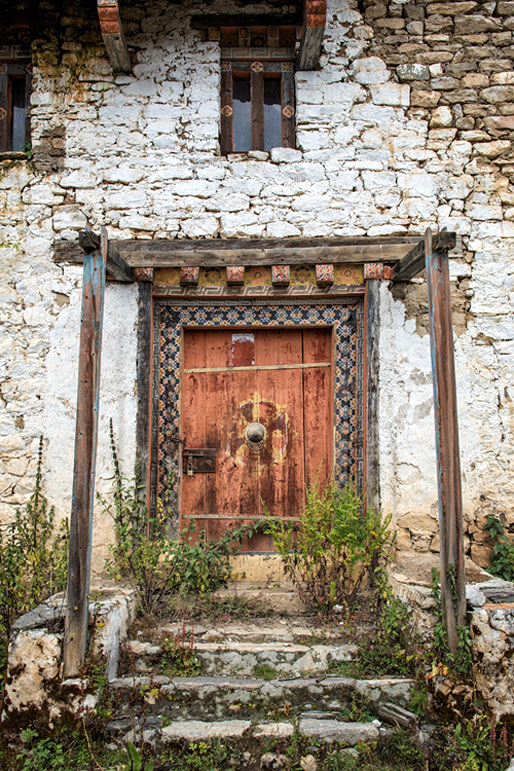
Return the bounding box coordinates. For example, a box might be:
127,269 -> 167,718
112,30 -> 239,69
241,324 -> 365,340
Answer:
180,327 -> 333,551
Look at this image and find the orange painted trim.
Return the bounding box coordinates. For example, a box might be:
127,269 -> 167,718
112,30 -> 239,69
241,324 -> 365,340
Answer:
306,0 -> 327,28
97,1 -> 121,35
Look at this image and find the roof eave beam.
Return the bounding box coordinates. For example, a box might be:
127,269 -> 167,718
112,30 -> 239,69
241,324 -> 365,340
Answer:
79,226 -> 135,282
97,0 -> 131,74
392,228 -> 456,281
296,0 -> 327,70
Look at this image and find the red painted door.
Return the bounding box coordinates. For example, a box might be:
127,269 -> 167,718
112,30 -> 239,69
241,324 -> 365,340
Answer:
180,328 -> 333,551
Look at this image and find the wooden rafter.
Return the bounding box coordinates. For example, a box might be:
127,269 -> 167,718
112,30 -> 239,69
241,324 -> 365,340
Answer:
97,0 -> 131,74
78,227 -> 135,282
297,0 -> 327,70
392,228 -> 456,281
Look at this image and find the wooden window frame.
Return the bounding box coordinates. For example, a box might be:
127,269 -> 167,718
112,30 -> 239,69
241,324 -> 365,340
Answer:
0,61 -> 32,153
221,60 -> 295,154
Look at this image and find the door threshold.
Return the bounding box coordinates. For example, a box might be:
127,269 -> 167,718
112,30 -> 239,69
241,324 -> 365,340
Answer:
230,553 -> 286,582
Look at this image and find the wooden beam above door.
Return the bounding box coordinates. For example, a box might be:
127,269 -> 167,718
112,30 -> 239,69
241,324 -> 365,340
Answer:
54,234 -> 427,270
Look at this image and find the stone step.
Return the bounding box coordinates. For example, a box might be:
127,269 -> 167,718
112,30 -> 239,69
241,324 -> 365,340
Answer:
109,673 -> 414,722
126,638 -> 358,677
157,717 -> 381,745
159,617 -> 356,643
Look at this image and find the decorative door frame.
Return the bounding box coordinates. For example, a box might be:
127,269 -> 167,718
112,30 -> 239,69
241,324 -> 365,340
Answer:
149,297 -> 364,533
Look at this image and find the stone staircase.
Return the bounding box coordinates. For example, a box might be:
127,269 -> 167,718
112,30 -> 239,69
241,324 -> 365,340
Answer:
105,608 -> 418,755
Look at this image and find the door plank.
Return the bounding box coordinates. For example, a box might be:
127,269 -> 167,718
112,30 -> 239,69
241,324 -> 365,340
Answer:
302,328 -> 333,488
255,330 -> 305,540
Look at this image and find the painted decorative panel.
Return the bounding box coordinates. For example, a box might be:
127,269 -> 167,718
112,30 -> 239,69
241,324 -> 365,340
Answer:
154,264 -> 364,289
226,265 -> 245,285
180,266 -> 199,285
271,265 -> 291,285
316,264 -> 334,286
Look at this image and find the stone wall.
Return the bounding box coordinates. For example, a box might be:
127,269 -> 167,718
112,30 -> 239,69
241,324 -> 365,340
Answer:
0,0 -> 513,573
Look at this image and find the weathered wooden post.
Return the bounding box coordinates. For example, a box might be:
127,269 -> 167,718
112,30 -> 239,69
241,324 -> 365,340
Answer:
63,227 -> 107,676
425,228 -> 466,654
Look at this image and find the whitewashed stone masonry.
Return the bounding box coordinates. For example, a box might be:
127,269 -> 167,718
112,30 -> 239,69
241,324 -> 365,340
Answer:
0,0 -> 513,572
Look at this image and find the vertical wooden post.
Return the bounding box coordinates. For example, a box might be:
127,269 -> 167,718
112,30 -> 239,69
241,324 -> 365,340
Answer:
251,69 -> 264,151
425,228 -> 466,654
135,281 -> 153,498
220,65 -> 233,154
63,228 -> 107,676
365,279 -> 380,510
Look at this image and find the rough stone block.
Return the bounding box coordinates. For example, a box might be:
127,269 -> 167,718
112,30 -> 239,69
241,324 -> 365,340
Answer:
375,18 -> 405,30
267,221 -> 301,238
490,71 -> 514,85
322,82 -> 366,104
352,57 -> 390,85
162,720 -> 251,741
410,89 -> 441,108
370,83 -> 410,107
459,16 -> 502,33
299,719 -> 380,744
473,140 -> 511,157
52,207 -> 87,231
397,63 -> 430,81
427,2 -> 479,14
462,73 -> 490,88
403,171 -> 436,198
430,106 -> 453,127
270,147 -> 302,163
484,115 -> 514,130
406,21 -> 424,35
425,14 -> 454,33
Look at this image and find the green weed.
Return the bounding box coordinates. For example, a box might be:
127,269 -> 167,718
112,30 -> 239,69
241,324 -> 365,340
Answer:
0,438 -> 68,699
104,421 -> 265,619
159,621 -> 200,677
253,663 -> 278,680
485,513 -> 514,581
431,568 -> 472,675
268,480 -> 393,618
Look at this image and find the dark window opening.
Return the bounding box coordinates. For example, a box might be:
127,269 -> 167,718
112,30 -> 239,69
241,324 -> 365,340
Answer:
263,77 -> 282,152
0,61 -> 32,153
233,77 -> 252,153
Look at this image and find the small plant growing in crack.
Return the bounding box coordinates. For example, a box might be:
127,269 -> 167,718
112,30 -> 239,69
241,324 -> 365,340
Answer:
158,619 -> 200,677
